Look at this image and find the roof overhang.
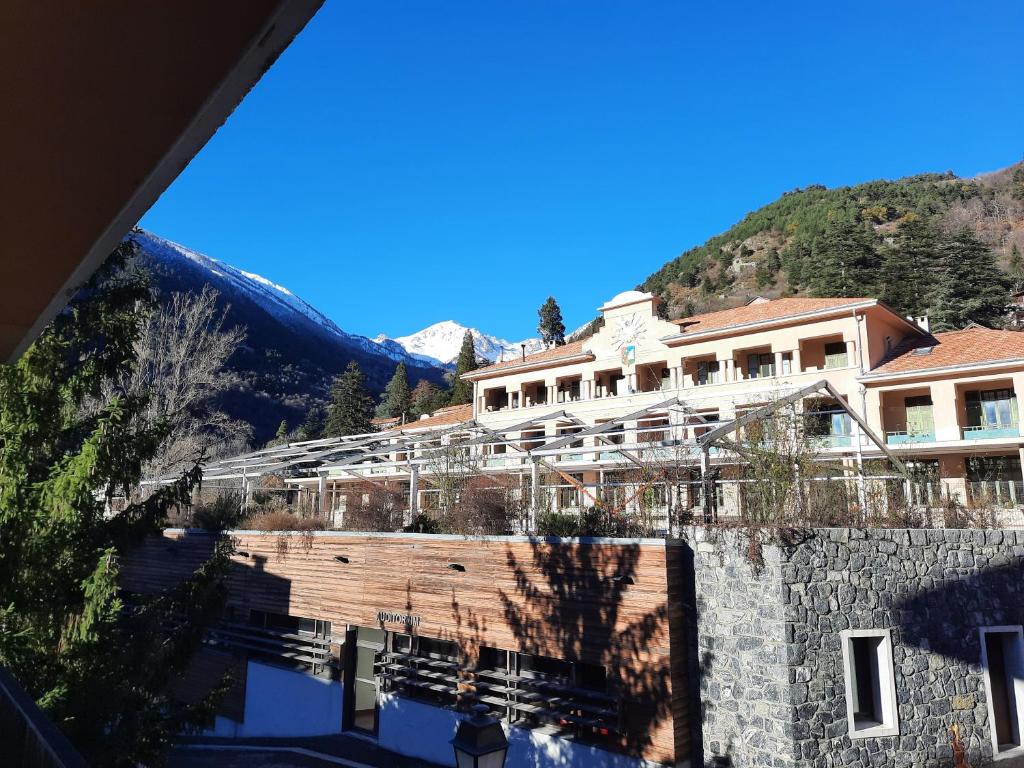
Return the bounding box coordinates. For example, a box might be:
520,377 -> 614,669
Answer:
859,357 -> 1024,384
0,0 -> 324,362
659,300 -> 881,346
462,352 -> 596,382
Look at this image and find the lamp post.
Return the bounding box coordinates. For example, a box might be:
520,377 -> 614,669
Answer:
450,703 -> 508,768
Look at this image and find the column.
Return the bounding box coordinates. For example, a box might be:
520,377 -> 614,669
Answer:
845,339 -> 857,368
317,473 -> 327,517
668,367 -> 678,390
773,351 -> 784,378
722,358 -> 735,383
1013,373 -> 1024,436
530,460 -> 541,531
581,380 -> 592,401
507,391 -> 514,410
931,380 -> 960,442
792,346 -> 802,374
678,364 -> 689,389
407,466 -> 419,526
627,373 -> 637,393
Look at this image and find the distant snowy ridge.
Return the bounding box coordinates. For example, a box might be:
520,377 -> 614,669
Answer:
374,320 -> 545,368
131,231 -> 435,370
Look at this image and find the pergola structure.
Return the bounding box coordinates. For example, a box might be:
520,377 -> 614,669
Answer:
174,380 -> 913,532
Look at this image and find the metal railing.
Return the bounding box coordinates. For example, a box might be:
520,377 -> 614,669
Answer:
0,666 -> 87,768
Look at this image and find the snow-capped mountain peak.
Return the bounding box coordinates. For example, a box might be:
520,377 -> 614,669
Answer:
374,321 -> 545,367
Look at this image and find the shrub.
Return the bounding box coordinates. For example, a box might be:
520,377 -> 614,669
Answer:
190,493 -> 243,532
247,510 -> 327,532
403,513 -> 441,534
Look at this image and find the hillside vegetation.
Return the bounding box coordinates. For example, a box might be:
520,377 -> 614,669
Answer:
641,162 -> 1024,329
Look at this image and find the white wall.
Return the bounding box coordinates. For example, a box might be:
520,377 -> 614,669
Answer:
377,692 -> 650,768
206,660 -> 343,739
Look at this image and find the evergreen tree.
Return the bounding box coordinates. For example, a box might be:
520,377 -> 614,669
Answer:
380,362 -> 413,423
299,404 -> 326,440
324,361 -> 375,436
537,296 -> 566,347
928,227 -> 1011,332
448,331 -> 478,406
274,419 -> 289,443
1009,244 -> 1024,287
877,216 -> 940,317
807,218 -> 881,298
0,242 -> 231,765
411,379 -> 449,418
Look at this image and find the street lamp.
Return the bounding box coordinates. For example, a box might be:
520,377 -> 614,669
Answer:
450,704 -> 508,768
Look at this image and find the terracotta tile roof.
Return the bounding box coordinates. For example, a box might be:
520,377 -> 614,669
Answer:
868,328 -> 1024,376
672,297 -> 874,336
371,416 -> 401,427
466,339 -> 591,378
398,403 -> 474,432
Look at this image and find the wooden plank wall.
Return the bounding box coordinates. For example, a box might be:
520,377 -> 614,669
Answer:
121,530 -> 690,765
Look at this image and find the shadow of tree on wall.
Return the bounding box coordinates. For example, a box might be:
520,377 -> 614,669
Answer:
495,539 -> 674,759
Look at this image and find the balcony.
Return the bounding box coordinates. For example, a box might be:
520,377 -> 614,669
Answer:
962,424 -> 1020,440
886,430 -> 936,445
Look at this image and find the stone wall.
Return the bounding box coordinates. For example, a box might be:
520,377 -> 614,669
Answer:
690,527 -> 1024,768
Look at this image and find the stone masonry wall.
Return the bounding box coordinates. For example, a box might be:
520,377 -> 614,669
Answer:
690,527 -> 1024,768
689,528 -> 794,767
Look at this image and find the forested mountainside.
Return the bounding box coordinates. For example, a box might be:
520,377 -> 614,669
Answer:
131,231 -> 447,444
641,162 -> 1024,329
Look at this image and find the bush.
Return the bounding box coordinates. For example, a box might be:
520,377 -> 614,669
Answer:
403,513 -> 441,534
537,507 -> 643,538
191,493 -> 243,532
247,510 -> 327,532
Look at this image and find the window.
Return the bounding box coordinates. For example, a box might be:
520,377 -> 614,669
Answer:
841,629 -> 899,738
904,395 -> 934,436
697,360 -> 721,385
746,353 -> 775,379
966,389 -> 1019,429
824,341 -> 849,369
980,626 -> 1024,755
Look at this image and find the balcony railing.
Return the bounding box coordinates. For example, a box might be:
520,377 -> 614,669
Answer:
886,430 -> 936,445
967,481 -> 1024,507
0,666 -> 88,768
962,424 -> 1020,440
811,434 -> 852,449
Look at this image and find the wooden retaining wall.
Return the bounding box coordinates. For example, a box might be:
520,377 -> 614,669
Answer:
121,530 -> 691,765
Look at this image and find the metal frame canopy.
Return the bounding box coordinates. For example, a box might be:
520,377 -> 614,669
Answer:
0,0 -> 324,361
169,380 -> 909,498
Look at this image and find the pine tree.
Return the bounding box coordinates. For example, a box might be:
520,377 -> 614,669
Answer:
299,404 -> 326,440
380,362 -> 413,423
1009,244 -> 1024,286
448,331 -> 478,406
928,227 -> 1011,332
0,242 -> 231,764
324,361 -> 375,436
807,218 -> 881,298
537,296 -> 566,347
877,216 -> 939,317
275,419 -> 289,442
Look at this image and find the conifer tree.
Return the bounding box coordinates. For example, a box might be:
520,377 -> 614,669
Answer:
274,419 -> 289,443
807,218 -> 880,298
380,362 -> 413,423
324,361 -> 375,436
299,403 -> 326,440
928,227 -> 1010,332
537,296 -> 566,347
877,215 -> 939,317
1009,244 -> 1024,287
448,331 -> 478,406
411,379 -> 449,418
0,242 -> 231,765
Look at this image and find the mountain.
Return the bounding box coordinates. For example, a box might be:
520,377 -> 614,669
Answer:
640,162 -> 1024,322
374,321 -> 545,368
131,231 -> 447,444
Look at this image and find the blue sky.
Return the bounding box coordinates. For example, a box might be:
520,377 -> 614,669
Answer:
140,1 -> 1024,341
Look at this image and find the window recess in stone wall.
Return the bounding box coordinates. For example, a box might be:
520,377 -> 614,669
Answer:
979,626 -> 1024,757
840,628 -> 899,739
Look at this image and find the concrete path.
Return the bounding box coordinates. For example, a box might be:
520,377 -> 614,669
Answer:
169,735 -> 447,768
